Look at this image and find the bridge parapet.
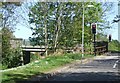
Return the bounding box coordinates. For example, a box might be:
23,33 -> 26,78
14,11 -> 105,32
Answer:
21,45 -> 52,51
21,45 -> 46,49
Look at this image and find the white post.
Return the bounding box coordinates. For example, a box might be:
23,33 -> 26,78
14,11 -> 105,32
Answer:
96,7 -> 98,41
82,2 -> 84,58
118,1 -> 120,42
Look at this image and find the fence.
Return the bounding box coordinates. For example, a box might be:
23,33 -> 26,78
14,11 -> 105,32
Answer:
95,41 -> 108,54
65,41 -> 108,55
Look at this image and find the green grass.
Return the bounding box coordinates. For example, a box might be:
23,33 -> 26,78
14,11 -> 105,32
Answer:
0,64 -> 2,70
108,40 -> 120,51
1,53 -> 93,83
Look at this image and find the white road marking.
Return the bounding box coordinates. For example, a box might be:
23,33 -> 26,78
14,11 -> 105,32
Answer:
113,60 -> 119,69
94,56 -> 118,60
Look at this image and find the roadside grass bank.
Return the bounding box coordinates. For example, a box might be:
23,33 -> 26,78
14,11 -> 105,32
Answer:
108,40 -> 120,51
2,53 -> 94,83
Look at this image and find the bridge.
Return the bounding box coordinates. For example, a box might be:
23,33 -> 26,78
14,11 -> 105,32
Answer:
21,41 -> 108,65
11,39 -> 108,65
21,45 -> 48,65
22,46 -> 46,52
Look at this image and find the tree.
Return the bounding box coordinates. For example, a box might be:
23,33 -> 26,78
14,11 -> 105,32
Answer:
29,2 -> 76,51
112,15 -> 120,23
1,2 -> 21,31
2,27 -> 22,68
1,2 -> 22,68
29,2 -> 50,56
28,2 -> 113,54
2,27 -> 12,67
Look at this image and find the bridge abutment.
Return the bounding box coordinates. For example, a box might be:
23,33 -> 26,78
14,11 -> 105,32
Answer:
23,51 -> 30,65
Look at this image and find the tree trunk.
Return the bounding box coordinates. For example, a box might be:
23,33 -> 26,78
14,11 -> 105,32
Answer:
54,3 -> 62,52
54,16 -> 61,52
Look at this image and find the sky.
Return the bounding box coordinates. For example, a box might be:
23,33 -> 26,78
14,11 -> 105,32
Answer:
14,24 -> 32,39
14,1 -> 119,41
104,2 -> 118,40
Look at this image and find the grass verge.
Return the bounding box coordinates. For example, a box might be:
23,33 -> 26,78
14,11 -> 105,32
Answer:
108,40 -> 120,51
1,53 -> 93,83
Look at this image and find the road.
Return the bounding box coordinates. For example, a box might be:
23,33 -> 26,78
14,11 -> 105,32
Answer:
44,53 -> 120,81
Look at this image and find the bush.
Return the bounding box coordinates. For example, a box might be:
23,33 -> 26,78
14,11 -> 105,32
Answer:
2,27 -> 12,69
2,47 -> 22,69
8,48 -> 22,68
108,40 -> 120,51
30,53 -> 40,62
1,28 -> 22,69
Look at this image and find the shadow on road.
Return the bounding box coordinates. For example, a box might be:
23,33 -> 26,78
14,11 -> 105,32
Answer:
109,51 -> 120,53
45,72 -> 120,81
2,71 -> 119,83
3,70 -> 119,83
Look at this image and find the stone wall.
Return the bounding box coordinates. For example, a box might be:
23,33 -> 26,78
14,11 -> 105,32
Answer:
10,38 -> 23,48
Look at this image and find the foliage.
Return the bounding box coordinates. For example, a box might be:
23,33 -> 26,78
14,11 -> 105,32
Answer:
108,40 -> 120,51
2,53 -> 94,83
1,2 -> 21,6
7,48 -> 22,68
1,2 -> 24,69
2,48 -> 22,69
1,27 -> 22,69
1,2 -> 22,32
96,33 -> 108,41
112,14 -> 120,23
28,2 -> 104,52
2,27 -> 12,68
30,53 -> 41,62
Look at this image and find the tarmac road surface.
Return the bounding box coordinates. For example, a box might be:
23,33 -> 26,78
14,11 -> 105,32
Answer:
44,53 -> 120,81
